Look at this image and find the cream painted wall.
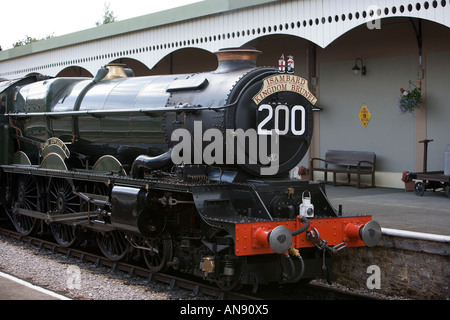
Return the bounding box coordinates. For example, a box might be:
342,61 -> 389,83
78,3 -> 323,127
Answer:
319,54 -> 418,173
297,19 -> 450,188
425,51 -> 450,172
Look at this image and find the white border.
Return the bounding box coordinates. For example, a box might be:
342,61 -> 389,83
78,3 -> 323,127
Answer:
0,271 -> 71,300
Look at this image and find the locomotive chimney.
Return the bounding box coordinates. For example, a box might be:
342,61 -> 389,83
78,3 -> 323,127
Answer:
214,48 -> 261,73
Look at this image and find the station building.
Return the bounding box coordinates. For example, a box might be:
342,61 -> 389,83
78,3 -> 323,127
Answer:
1,0 -> 449,188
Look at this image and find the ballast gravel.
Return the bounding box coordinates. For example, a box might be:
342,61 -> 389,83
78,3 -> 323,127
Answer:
0,235 -> 206,300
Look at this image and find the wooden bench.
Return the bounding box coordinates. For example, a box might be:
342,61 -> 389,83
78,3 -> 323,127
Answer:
310,150 -> 376,188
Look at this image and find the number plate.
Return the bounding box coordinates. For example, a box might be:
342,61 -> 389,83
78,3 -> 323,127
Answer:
257,104 -> 305,136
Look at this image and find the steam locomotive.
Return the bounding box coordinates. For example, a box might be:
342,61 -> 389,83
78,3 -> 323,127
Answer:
0,48 -> 381,291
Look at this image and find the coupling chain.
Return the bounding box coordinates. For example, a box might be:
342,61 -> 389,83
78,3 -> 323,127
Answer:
306,227 -> 347,254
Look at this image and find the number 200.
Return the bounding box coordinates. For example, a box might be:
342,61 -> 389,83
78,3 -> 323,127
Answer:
257,104 -> 306,135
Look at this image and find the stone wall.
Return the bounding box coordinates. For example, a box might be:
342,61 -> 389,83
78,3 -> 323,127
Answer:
331,235 -> 449,300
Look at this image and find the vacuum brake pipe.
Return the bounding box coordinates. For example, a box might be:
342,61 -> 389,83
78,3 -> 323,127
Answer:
263,216 -> 310,254
291,215 -> 310,236
283,216 -> 310,283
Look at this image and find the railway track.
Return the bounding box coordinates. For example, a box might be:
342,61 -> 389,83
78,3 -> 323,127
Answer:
0,223 -> 376,301
0,224 -> 256,300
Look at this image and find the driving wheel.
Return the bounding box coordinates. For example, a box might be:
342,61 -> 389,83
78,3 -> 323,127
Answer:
48,178 -> 80,247
7,174 -> 41,236
143,231 -> 173,273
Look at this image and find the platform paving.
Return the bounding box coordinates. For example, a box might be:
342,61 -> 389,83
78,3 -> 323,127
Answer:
323,184 -> 449,236
0,271 -> 69,300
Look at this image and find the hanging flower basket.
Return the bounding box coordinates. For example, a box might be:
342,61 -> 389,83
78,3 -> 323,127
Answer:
398,81 -> 422,115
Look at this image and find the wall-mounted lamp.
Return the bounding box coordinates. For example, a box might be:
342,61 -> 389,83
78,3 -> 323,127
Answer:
352,58 -> 366,76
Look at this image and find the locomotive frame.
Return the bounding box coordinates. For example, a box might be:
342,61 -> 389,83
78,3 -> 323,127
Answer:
0,48 -> 381,291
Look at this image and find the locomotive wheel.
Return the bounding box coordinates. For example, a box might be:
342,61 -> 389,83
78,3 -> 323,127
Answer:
143,231 -> 173,273
7,174 -> 41,236
92,182 -> 130,261
96,230 -> 129,261
48,178 -> 81,247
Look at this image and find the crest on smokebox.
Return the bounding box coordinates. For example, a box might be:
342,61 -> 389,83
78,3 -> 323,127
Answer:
278,54 -> 294,74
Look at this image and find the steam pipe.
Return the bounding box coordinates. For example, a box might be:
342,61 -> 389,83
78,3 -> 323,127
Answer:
130,149 -> 173,179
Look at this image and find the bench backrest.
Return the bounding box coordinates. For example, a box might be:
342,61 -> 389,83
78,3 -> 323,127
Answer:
325,150 -> 375,168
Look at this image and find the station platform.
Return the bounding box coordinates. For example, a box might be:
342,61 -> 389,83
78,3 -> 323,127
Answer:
323,184 -> 449,236
0,271 -> 70,300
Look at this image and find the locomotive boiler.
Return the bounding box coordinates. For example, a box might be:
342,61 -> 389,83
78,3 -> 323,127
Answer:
0,48 -> 381,290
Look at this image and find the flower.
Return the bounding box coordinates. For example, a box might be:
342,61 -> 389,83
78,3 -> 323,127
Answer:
398,82 -> 422,114
401,171 -> 412,182
298,166 -> 309,175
